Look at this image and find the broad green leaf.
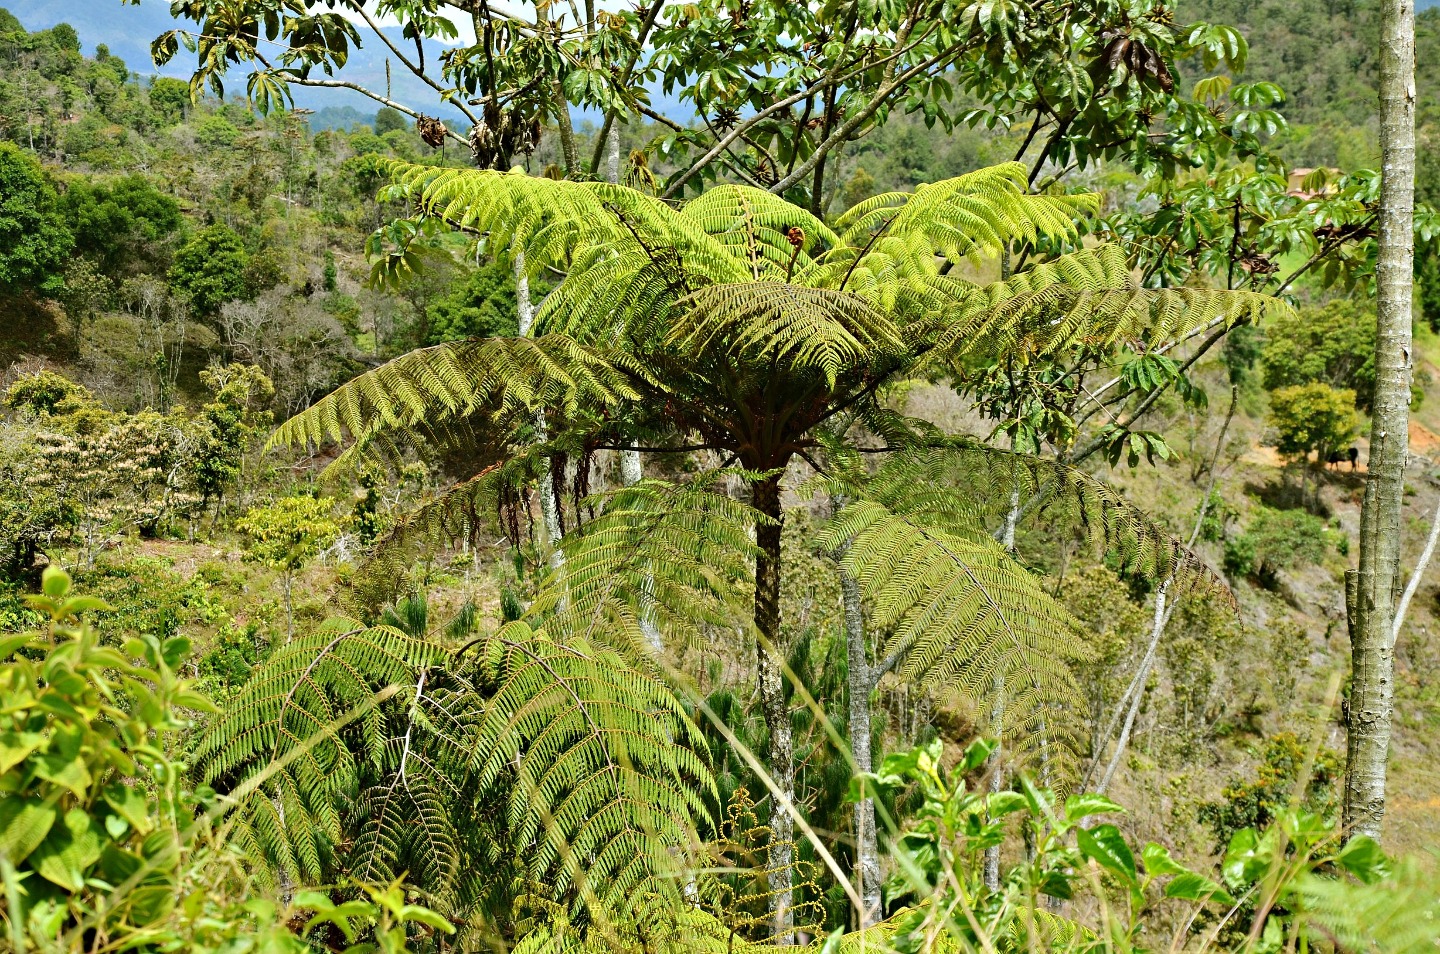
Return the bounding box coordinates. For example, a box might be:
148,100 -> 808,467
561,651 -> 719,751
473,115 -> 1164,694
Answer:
0,731 -> 44,775
1164,872 -> 1233,905
1065,793 -> 1125,823
1141,842 -> 1190,877
1076,823 -> 1137,883
31,808 -> 104,891
399,905 -> 457,933
0,795 -> 58,864
33,752 -> 91,798
987,791 -> 1029,817
103,783 -> 153,835
0,634 -> 33,660
1336,835 -> 1389,885
1222,828 -> 1260,888
957,737 -> 996,772
41,566 -> 71,598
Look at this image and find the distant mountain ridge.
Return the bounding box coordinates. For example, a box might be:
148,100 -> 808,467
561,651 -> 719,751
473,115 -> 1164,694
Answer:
3,0 -> 693,127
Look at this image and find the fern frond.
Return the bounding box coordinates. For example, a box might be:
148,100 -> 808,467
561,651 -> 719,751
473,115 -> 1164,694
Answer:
853,444 -> 1226,599
1296,864 -> 1440,954
675,283 -> 905,387
267,335 -> 634,458
196,611 -> 715,924
817,496 -> 1089,777
528,478 -> 758,655
937,260 -> 1291,360
473,622 -> 715,913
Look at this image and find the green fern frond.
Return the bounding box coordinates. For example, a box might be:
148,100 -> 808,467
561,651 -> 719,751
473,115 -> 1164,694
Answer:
1296,864 -> 1440,954
195,611 -> 715,924
854,444 -> 1226,599
833,163 -> 1096,258
474,621 -> 715,912
937,256 -> 1291,360
817,496 -> 1089,776
675,283 -> 905,387
267,335 -> 634,458
528,478 -> 758,655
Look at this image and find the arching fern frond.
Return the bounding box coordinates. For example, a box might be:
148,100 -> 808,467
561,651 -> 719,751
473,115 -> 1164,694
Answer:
1296,864 -> 1440,954
528,478 -> 758,656
195,611 -> 715,925
833,163 -> 1096,259
935,258 -> 1291,361
474,622 -> 715,912
267,335 -> 635,459
675,284 -> 905,387
816,496 -> 1090,777
854,443 -> 1227,600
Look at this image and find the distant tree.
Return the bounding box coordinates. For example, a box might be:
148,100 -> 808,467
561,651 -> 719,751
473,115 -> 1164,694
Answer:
1268,381 -> 1359,505
373,106 -> 407,135
58,257 -> 115,350
425,261 -> 521,343
1261,300 -> 1377,408
191,363 -> 274,518
148,76 -> 191,122
168,223 -> 250,318
237,495 -> 343,638
194,113 -> 240,149
56,173 -> 183,274
0,142 -> 74,297
4,369 -> 92,417
347,131 -> 388,157
47,22 -> 79,53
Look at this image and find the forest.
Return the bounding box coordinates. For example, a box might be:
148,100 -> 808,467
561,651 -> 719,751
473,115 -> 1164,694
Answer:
1,0 -> 1439,950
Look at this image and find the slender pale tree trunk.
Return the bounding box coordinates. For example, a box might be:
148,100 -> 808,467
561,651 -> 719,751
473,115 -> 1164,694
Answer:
600,127 -> 661,652
753,475 -> 795,943
1345,0 -> 1415,842
515,252 -> 565,555
605,123 -> 622,186
1098,584 -> 1167,795
829,494 -> 882,927
984,439 -> 1020,888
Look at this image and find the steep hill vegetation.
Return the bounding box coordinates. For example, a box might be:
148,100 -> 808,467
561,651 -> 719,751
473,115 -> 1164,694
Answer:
3,1 -> 1440,951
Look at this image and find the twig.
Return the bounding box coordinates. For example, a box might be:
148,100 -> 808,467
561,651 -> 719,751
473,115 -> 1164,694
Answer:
1393,497 -> 1440,640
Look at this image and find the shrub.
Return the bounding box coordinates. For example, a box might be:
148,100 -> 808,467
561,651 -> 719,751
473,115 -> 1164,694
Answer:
1226,506 -> 1334,585
0,567 -> 448,950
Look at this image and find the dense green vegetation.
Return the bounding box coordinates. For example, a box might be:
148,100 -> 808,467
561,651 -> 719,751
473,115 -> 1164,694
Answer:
4,1 -> 1440,951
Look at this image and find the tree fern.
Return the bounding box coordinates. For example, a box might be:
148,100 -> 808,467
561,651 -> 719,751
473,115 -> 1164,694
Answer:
268,161 -> 1289,935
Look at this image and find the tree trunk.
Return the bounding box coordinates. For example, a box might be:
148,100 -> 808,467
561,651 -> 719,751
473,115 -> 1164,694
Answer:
753,475 -> 794,943
605,123 -> 622,186
985,448 -> 1020,887
830,492 -> 881,927
553,80 -> 580,176
515,252 -> 565,554
1345,0 -> 1415,843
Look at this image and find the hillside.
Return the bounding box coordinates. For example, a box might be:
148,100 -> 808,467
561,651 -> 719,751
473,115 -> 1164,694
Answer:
2,3 -> 1440,949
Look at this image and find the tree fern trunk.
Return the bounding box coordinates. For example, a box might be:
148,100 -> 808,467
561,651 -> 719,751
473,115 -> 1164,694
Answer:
753,474 -> 795,943
1346,0 -> 1415,843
